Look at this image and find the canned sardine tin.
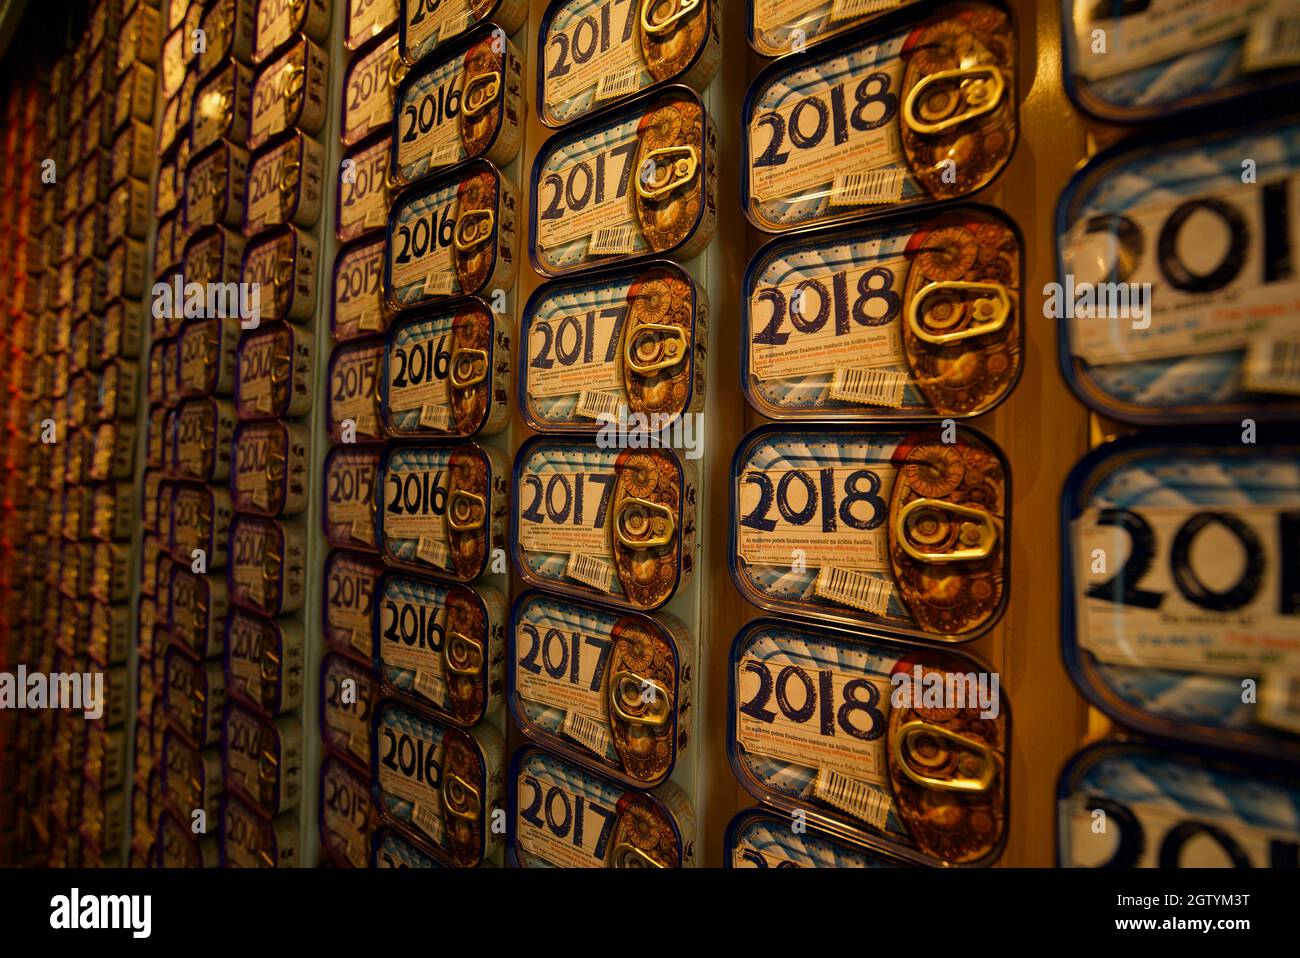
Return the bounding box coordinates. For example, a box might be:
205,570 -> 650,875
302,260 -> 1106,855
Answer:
244,130 -> 326,235
748,0 -> 925,58
385,159 -> 519,307
729,619 -> 1008,866
730,425 -> 1009,642
322,652 -> 375,771
1062,436 -> 1300,763
378,442 -> 508,581
383,298 -> 512,438
232,419 -> 310,517
323,446 -> 382,551
744,208 -> 1022,419
235,322 -> 314,420
530,86 -> 716,276
167,563 -> 229,661
1056,115 -> 1300,424
320,756 -> 375,868
342,31 -> 400,147
390,24 -> 524,186
241,225 -> 320,323
324,550 -> 385,661
372,825 -> 441,868
743,2 -> 1016,233
1058,741 -> 1300,868
348,0 -> 399,50
399,0 -> 527,67
510,591 -> 692,788
539,0 -> 720,127
248,34 -> 329,150
220,795 -> 300,867
377,571 -> 505,726
225,608 -> 306,716
372,699 -> 506,866
521,261 -> 706,432
328,338 -> 386,443
228,514 -> 307,616
725,807 -> 902,868
509,746 -> 694,868
512,437 -> 697,612
337,131 -> 393,243
333,234 -> 392,342
223,701 -> 303,817
1061,0 -> 1300,123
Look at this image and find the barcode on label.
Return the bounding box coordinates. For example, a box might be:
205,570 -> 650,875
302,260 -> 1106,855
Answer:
412,802 -> 443,840
423,273 -> 456,296
830,367 -> 907,407
575,389 -> 624,420
815,567 -> 893,615
358,308 -> 383,331
349,518 -> 372,544
427,142 -> 461,168
562,711 -> 611,757
596,65 -> 643,101
1245,10 -> 1300,71
566,552 -> 615,593
813,768 -> 891,830
832,168 -> 905,206
419,402 -> 452,430
417,536 -> 450,569
830,0 -> 900,22
588,225 -> 638,256
1244,338 -> 1300,396
415,670 -> 448,704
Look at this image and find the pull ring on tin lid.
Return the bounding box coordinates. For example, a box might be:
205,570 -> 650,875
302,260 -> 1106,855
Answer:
891,719 -> 995,793
612,841 -> 668,867
282,63 -> 306,103
454,209 -> 495,251
641,0 -> 699,35
462,72 -> 500,119
907,281 -> 1011,345
274,255 -> 296,291
446,488 -> 486,531
902,66 -> 1005,136
389,53 -> 408,87
259,643 -> 281,681
614,497 -> 675,549
278,161 -> 302,196
442,771 -> 481,820
610,670 -> 670,726
443,631 -> 484,676
636,146 -> 698,201
893,497 -> 997,563
625,322 -> 686,375
450,347 -> 488,389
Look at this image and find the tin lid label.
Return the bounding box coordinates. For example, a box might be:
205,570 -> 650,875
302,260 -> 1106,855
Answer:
511,747 -> 690,867
334,236 -> 389,341
542,0 -> 717,126
731,426 -> 1007,640
325,551 -> 384,660
745,208 -> 1020,418
532,89 -> 712,274
378,574 -> 499,726
1058,118 -> 1300,422
1064,439 -> 1300,757
325,447 -> 381,550
744,2 -> 1015,231
750,0 -> 922,58
1058,743 -> 1300,868
323,653 -> 374,769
